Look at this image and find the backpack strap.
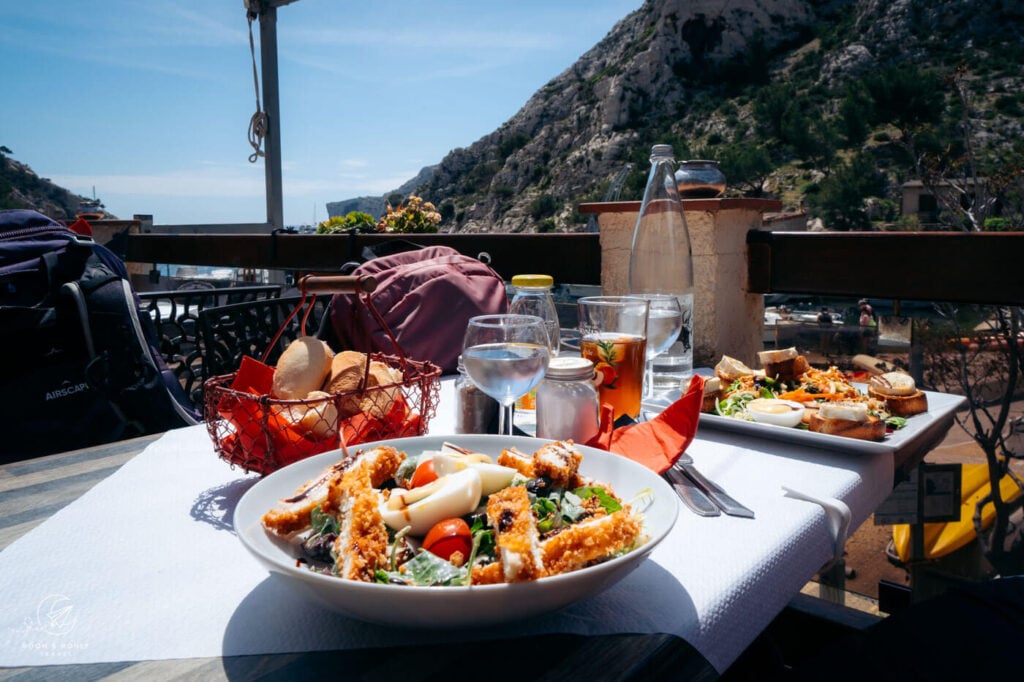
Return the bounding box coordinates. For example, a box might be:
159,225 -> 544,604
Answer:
65,253 -> 200,435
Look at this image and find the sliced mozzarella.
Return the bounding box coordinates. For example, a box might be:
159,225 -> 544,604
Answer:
818,401 -> 869,422
432,452 -> 518,495
870,372 -> 917,397
746,398 -> 805,427
379,468 -> 483,536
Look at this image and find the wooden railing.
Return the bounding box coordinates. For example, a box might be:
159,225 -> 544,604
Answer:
123,232 -> 602,286
121,230 -> 1024,306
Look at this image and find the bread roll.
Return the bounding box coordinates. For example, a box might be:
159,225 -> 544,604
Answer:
322,352 -> 403,418
272,336 -> 335,399
322,351 -> 370,416
359,361 -> 404,418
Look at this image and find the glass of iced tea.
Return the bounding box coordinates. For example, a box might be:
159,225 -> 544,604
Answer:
577,296 -> 649,421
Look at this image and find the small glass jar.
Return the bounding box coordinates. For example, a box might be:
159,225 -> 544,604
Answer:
675,159 -> 726,198
455,355 -> 499,434
536,357 -> 600,443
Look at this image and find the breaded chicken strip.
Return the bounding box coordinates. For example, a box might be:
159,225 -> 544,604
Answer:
486,485 -> 544,582
497,447 -> 535,478
332,462 -> 389,582
261,445 -> 404,536
261,461 -> 347,536
532,440 -> 584,489
469,561 -> 505,586
540,508 -> 644,575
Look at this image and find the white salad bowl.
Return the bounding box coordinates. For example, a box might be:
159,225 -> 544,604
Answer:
234,434 -> 679,628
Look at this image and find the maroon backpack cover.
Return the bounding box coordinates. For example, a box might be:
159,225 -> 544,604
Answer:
323,245 -> 507,374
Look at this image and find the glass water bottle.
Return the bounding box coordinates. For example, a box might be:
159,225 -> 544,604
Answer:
628,144 -> 695,379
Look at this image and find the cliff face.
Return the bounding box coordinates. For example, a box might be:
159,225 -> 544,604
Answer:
325,0 -> 1020,233
421,0 -> 817,232
1,154 -> 94,221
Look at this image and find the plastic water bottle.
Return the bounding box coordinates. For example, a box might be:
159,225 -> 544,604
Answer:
509,274 -> 560,357
629,144 -> 695,378
509,274 -> 560,418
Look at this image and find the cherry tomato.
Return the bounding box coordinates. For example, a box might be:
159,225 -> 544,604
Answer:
409,459 -> 438,488
422,518 -> 472,562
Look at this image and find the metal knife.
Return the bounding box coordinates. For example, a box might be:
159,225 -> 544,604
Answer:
676,454 -> 755,519
663,466 -> 720,516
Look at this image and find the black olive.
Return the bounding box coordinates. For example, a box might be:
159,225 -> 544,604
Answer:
302,532 -> 337,563
526,475 -> 554,496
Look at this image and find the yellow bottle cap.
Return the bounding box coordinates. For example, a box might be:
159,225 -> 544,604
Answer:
511,274 -> 554,288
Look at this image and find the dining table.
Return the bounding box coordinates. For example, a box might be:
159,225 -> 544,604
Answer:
0,376 -> 961,681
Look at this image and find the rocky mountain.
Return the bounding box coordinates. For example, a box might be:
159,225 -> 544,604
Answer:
326,164 -> 437,221
330,0 -> 1024,232
0,150 -> 97,221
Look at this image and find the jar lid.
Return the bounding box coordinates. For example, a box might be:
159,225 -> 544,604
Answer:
545,356 -> 595,379
511,274 -> 554,288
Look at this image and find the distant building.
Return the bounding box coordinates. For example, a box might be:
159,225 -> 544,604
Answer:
901,178 -> 991,224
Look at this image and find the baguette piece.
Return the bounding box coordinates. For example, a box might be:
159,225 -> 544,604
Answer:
867,372 -> 928,417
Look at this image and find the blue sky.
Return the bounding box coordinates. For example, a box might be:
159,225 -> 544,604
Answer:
1,0 -> 642,227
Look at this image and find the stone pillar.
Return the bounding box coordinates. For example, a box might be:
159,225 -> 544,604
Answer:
582,198 -> 781,368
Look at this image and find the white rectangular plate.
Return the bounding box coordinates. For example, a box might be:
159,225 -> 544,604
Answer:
645,370 -> 966,459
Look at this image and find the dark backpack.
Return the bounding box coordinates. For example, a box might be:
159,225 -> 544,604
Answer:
0,209 -> 199,461
320,245 -> 508,374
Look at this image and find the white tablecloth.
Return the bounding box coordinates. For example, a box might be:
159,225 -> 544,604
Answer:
0,379 -> 892,673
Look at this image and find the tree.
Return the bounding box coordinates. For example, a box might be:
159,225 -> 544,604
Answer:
717,141 -> 773,196
915,69 -> 1024,575
805,152 -> 884,230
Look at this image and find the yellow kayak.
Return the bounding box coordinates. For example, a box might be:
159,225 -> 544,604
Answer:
892,463 -> 1023,562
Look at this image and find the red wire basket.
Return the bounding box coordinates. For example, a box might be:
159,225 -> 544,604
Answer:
204,274 -> 442,475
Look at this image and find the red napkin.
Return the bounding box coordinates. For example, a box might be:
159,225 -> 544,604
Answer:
586,374 -> 705,474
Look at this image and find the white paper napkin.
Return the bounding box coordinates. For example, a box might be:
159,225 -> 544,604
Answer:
0,416 -> 892,673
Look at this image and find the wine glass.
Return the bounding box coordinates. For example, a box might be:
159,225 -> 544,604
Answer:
462,314 -> 551,436
630,294 -> 683,398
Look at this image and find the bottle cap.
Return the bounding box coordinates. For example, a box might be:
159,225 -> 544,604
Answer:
511,274 -> 554,288
545,356 -> 595,380
651,143 -> 674,157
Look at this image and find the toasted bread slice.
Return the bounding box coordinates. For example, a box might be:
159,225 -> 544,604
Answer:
867,372 -> 928,417
808,412 -> 886,441
868,388 -> 929,417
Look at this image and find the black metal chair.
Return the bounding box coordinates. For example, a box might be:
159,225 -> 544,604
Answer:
138,285 -> 282,408
198,294 -> 329,385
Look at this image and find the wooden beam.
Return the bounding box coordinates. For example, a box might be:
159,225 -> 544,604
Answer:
748,230 -> 1024,305
124,232 -> 603,285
